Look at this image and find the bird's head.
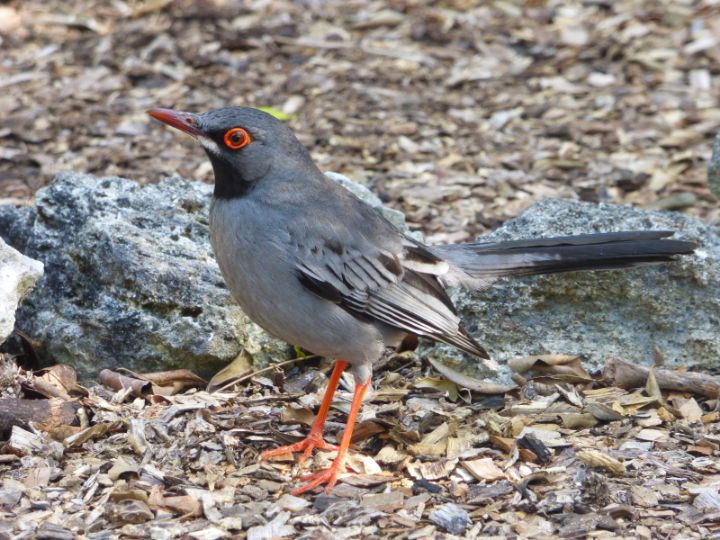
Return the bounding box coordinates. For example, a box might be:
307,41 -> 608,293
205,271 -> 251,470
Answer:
148,106 -> 315,198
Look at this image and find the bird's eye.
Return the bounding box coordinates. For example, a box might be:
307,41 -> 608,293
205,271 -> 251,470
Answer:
223,127 -> 251,150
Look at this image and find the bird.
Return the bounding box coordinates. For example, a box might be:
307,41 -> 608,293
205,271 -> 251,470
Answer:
147,106 -> 696,495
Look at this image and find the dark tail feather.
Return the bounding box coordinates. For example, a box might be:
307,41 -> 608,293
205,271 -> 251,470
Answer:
433,231 -> 697,278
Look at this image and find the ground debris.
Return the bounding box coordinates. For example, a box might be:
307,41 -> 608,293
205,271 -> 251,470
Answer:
429,502 -> 470,535
1,0 -> 719,536
0,354 -> 716,538
1,0 -> 717,233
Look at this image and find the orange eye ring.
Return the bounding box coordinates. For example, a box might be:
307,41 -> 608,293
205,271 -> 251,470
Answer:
223,127 -> 251,150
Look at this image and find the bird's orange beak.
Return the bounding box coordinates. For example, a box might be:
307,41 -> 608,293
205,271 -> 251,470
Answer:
147,108 -> 204,137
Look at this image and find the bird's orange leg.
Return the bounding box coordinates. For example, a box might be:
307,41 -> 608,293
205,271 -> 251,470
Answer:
291,375 -> 371,495
260,360 -> 348,467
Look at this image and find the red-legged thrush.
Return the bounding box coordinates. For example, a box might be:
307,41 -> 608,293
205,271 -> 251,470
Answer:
148,106 -> 696,495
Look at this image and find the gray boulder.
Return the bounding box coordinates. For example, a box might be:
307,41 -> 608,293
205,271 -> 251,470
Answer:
0,237 -> 43,344
0,173 -> 289,379
1,172 -> 716,381
0,171 -> 405,379
421,199 -> 719,378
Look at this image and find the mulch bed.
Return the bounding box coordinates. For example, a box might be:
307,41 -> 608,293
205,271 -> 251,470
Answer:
0,353 -> 718,538
1,1 -> 719,538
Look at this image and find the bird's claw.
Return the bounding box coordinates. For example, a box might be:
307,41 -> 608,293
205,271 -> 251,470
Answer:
260,431 -> 338,469
292,463 -> 345,495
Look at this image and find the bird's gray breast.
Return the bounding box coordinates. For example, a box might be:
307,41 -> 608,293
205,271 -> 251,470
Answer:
208,196 -> 390,367
209,197 -> 291,330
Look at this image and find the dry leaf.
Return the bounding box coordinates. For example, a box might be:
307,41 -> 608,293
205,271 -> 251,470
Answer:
489,435 -> 515,453
584,402 -> 623,422
339,472 -> 394,488
99,370 -> 152,398
636,429 -> 669,442
375,445 -> 408,464
427,358 -> 515,394
631,485 -> 659,508
414,376 -> 460,401
576,450 -> 626,475
276,494 -> 310,512
108,456 -> 140,481
110,489 -> 148,502
24,467 -> 51,488
148,486 -> 202,517
559,413 -> 598,429
361,491 -> 404,512
645,368 -> 662,403
206,351 -> 253,392
408,422 -> 450,457
677,398 -> 703,423
28,365 -> 87,399
518,426 -> 568,448
130,369 -> 206,395
687,444 -> 713,456
63,422 -> 118,448
406,459 -> 458,480
408,441 -> 447,458
346,453 -> 382,475
658,406 -> 676,422
279,406 -> 315,426
447,434 -> 476,459
508,355 -> 592,383
462,458 -> 506,481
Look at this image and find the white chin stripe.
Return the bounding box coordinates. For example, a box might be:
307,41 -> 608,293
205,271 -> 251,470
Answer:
199,137 -> 221,155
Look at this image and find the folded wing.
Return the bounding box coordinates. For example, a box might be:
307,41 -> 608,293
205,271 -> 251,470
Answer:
293,236 -> 489,358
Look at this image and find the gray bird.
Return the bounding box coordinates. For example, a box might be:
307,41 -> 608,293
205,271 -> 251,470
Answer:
148,106 -> 696,494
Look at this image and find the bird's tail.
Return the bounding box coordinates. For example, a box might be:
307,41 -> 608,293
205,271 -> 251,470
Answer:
432,231 -> 696,280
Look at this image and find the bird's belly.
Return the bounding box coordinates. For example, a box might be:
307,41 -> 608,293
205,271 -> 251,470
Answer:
209,203 -> 387,364
219,251 -> 385,363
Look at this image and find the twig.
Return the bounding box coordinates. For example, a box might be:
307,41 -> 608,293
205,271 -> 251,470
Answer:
0,398 -> 80,438
212,355 -> 318,394
603,357 -> 720,398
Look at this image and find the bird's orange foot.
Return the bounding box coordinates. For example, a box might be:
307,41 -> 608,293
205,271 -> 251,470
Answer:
260,431 -> 338,468
292,462 -> 345,495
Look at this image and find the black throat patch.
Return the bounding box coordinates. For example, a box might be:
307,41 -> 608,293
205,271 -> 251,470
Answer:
207,152 -> 257,199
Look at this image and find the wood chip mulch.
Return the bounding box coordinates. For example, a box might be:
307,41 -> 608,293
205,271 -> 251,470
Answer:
0,352 -> 718,539
1,0 -> 719,240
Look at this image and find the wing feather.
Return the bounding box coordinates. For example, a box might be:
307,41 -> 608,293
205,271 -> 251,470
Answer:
292,235 -> 488,358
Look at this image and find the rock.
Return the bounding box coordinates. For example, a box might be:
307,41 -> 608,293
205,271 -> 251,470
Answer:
0,172 -> 289,379
0,205 -> 35,254
709,132 -> 720,198
0,237 -> 43,344
1,173 -> 715,380
0,171 -> 396,379
422,199 -> 718,378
